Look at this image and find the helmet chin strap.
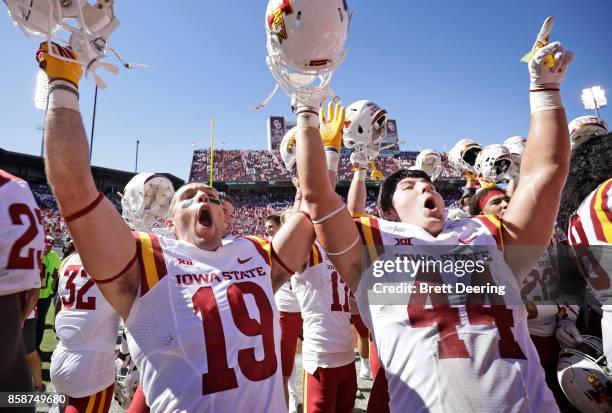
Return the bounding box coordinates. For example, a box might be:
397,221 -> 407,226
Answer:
249,84 -> 279,111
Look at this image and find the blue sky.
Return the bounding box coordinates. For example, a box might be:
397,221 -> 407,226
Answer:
1,0 -> 610,181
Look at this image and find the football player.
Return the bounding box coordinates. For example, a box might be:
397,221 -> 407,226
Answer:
470,185 -> 583,411
38,42 -> 315,412
286,103 -> 357,413
51,173 -> 172,413
219,192 -> 236,242
271,210 -> 303,413
294,19 -> 573,411
558,132 -> 612,364
0,170 -> 45,401
265,214 -> 282,240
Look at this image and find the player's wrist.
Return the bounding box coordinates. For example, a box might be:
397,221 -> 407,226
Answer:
296,106 -> 320,129
325,148 -> 340,173
48,80 -> 80,111
354,169 -> 367,181
529,88 -> 562,114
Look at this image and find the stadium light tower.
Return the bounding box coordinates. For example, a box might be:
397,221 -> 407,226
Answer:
581,86 -> 607,119
34,70 -> 50,156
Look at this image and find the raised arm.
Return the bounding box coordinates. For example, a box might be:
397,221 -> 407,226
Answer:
502,22 -> 573,280
269,109 -> 343,291
269,211 -> 314,292
295,103 -> 363,292
347,151 -> 369,216
39,43 -> 139,319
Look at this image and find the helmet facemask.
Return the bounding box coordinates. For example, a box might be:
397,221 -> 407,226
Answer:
121,173 -> 175,233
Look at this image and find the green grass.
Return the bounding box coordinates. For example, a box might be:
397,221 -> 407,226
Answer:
40,303 -> 59,385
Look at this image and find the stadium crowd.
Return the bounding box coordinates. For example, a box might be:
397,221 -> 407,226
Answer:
190,148 -> 463,183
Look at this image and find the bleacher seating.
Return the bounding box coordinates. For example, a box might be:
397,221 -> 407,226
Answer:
190,149 -> 463,182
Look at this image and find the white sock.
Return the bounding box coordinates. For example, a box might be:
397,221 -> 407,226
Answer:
288,359 -> 299,395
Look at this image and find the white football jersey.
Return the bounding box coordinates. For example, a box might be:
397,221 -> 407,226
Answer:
125,232 -> 286,413
51,254 -> 119,397
0,170 -> 44,296
354,215 -> 558,413
291,244 -> 354,374
274,281 -> 301,313
521,246 -> 558,337
567,178 -> 612,369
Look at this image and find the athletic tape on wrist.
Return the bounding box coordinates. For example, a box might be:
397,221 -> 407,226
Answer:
325,149 -> 340,173
354,169 -> 367,181
529,89 -> 562,114
48,80 -> 80,111
296,106 -> 319,129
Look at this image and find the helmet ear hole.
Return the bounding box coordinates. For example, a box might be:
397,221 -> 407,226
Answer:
358,126 -> 363,134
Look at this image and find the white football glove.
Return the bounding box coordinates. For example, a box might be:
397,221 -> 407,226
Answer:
529,41 -> 574,90
526,17 -> 574,113
555,319 -> 583,348
350,150 -> 369,170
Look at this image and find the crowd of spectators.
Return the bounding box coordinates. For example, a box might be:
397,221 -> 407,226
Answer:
24,170 -> 463,240
30,183 -> 122,242
190,149 -> 463,182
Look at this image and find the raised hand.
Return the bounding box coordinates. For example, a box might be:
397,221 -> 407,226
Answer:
320,102 -> 346,153
36,42 -> 82,89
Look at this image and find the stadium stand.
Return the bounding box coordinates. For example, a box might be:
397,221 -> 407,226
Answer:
190,149 -> 463,183
1,147 -> 464,239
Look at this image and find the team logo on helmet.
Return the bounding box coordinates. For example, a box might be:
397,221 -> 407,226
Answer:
557,336 -> 612,412
266,0 -> 292,44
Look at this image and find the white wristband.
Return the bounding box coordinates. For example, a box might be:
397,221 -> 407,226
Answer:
48,80 -> 80,111
296,106 -> 319,129
354,169 -> 367,181
529,90 -> 562,114
325,150 -> 339,173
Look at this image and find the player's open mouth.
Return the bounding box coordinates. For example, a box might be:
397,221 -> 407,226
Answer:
424,198 -> 436,210
198,206 -> 212,228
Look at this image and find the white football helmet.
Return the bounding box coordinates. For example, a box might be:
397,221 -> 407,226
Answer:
414,149 -> 443,181
568,116 -> 608,150
265,0 -> 350,101
474,144 -> 513,182
121,173 -> 175,232
446,208 -> 468,221
558,335 -> 612,412
343,100 -> 388,149
448,139 -> 483,173
503,136 -> 526,178
279,125 -> 298,174
2,0 -> 139,88
114,355 -> 139,408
